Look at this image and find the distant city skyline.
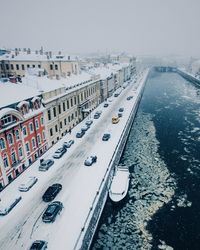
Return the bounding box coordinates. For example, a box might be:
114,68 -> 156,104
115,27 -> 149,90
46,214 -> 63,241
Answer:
1,0 -> 200,57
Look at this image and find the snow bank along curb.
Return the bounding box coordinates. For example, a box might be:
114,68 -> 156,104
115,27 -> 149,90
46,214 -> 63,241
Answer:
177,68 -> 200,86
75,70 -> 150,250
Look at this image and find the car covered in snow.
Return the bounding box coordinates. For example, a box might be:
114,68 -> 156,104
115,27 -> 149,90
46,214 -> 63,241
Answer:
85,119 -> 93,126
18,176 -> 38,192
39,159 -> 54,171
76,130 -> 85,138
53,147 -> 67,159
0,194 -> 22,215
84,155 -> 97,166
63,140 -> 74,148
81,125 -> 89,132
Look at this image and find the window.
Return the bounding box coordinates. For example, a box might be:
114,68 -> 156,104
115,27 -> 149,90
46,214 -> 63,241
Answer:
35,119 -> 39,129
32,138 -> 36,148
53,107 -> 57,117
50,64 -> 53,70
64,118 -> 67,125
29,123 -> 33,132
81,93 -> 83,101
25,142 -> 30,153
55,125 -> 58,132
68,116 -> 71,122
71,98 -> 73,107
48,110 -> 51,120
18,146 -> 23,157
75,111 -> 78,117
15,130 -> 20,140
60,121 -> 62,129
37,134 -> 41,144
11,64 -> 14,70
23,126 -> 27,136
27,64 -> 30,68
41,116 -> 44,125
3,154 -> 9,168
11,151 -> 17,164
71,114 -> 74,120
7,134 -> 13,144
22,64 -> 25,70
63,102 -> 66,111
0,138 -> 6,150
38,64 -> 41,68
16,64 -> 19,70
55,64 -> 58,70
32,64 -> 35,68
58,104 -> 61,114
67,100 -> 69,109
6,64 -> 9,70
50,128 -> 53,136
43,131 -> 46,140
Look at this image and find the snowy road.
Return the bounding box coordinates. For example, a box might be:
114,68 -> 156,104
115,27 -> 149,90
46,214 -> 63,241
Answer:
0,71 -> 148,250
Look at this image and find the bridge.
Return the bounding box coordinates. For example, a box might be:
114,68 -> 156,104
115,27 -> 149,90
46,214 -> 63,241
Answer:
154,66 -> 177,72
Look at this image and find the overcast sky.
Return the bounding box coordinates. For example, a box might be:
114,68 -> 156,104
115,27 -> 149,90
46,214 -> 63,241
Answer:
1,0 -> 200,57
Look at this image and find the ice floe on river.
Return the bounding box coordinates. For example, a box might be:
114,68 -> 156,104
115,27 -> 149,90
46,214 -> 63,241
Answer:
92,113 -> 176,250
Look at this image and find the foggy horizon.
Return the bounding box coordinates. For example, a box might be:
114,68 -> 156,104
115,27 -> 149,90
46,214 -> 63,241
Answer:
1,0 -> 200,57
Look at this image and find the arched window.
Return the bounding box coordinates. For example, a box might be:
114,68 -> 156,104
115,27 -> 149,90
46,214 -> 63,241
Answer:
7,134 -> 13,144
37,134 -> 41,144
0,138 -> 6,149
11,150 -> 17,164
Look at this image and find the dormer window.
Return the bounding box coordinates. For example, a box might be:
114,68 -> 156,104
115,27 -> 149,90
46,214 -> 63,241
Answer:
0,114 -> 17,128
31,97 -> 41,110
17,101 -> 29,115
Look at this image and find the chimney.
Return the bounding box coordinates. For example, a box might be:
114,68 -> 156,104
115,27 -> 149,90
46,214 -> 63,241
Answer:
40,46 -> 43,55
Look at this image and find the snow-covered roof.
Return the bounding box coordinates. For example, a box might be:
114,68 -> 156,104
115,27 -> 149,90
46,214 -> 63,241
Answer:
0,107 -> 24,120
0,52 -> 78,62
17,101 -> 29,108
0,83 -> 40,108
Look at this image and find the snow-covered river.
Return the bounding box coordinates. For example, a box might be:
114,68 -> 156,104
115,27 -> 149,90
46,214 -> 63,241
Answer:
91,71 -> 200,250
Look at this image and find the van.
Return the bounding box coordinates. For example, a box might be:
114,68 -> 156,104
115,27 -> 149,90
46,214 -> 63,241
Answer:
112,116 -> 120,124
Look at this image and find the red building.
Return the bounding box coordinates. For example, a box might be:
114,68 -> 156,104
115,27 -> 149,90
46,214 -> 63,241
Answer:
0,96 -> 48,190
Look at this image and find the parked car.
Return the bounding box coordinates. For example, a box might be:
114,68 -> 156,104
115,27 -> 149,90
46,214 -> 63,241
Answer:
63,140 -> 74,148
0,195 -> 22,215
112,116 -> 120,124
42,183 -> 62,202
94,113 -> 100,119
118,112 -> 123,118
108,98 -> 113,102
18,176 -> 38,192
76,130 -> 85,138
53,147 -> 67,159
102,133 -> 111,141
29,240 -> 48,250
96,110 -> 102,115
42,201 -> 63,223
103,103 -> 109,107
81,125 -> 89,132
118,107 -> 124,112
84,155 -> 97,166
127,96 -> 133,100
39,159 -> 54,171
85,119 -> 93,126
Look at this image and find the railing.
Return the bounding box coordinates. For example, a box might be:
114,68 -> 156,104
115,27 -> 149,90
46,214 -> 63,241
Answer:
73,73 -> 148,250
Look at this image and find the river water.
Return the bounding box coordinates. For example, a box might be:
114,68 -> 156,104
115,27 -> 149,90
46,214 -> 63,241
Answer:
91,71 -> 200,250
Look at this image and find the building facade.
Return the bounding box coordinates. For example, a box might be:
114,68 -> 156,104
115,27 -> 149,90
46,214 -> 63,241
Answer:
0,97 -> 48,190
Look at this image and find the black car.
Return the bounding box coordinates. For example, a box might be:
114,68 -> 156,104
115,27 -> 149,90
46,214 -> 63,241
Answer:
42,183 -> 62,202
29,240 -> 48,250
42,201 -> 63,223
103,103 -> 109,107
127,96 -> 133,100
94,113 -> 100,119
118,107 -> 124,112
102,133 -> 111,141
76,130 -> 85,138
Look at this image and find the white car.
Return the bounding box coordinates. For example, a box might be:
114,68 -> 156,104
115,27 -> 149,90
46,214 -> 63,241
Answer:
0,195 -> 22,215
18,176 -> 38,192
84,155 -> 97,166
